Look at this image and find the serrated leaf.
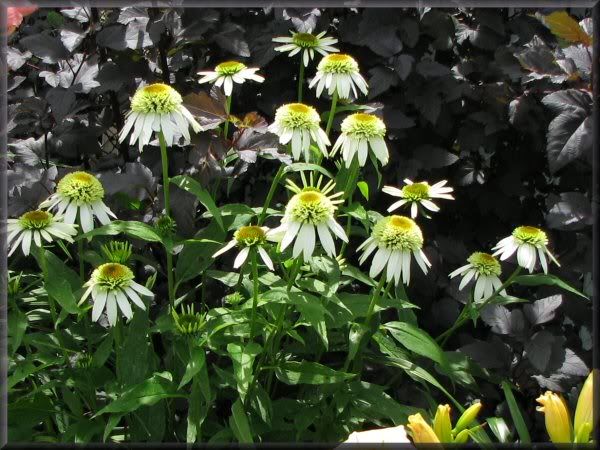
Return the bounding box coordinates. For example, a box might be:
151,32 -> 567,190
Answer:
543,11 -> 592,46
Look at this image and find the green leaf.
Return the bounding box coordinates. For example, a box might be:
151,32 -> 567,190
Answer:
227,342 -> 262,402
513,274 -> 588,299
348,380 -> 420,425
487,417 -> 512,443
78,220 -> 163,243
179,346 -> 207,389
283,162 -> 335,179
117,309 -> 150,384
501,381 -> 531,444
385,322 -> 451,371
229,399 -> 253,443
357,181 -> 369,200
175,239 -> 222,289
94,372 -> 183,416
36,250 -> 81,315
372,332 -> 461,409
103,414 -> 124,442
171,175 -> 224,229
8,306 -> 28,356
274,361 -> 355,385
289,291 -> 330,349
93,334 -> 113,368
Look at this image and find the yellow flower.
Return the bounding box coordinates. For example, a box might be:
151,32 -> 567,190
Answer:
433,404 -> 452,442
574,371 -> 594,443
536,391 -> 573,443
407,413 -> 441,443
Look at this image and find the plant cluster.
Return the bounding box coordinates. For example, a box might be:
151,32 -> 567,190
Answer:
6,6 -> 593,444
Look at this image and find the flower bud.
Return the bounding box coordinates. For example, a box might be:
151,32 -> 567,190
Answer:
407,413 -> 440,443
433,404 -> 452,442
573,371 -> 594,443
536,391 -> 573,443
454,402 -> 482,434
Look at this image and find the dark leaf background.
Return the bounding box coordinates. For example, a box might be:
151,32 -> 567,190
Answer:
6,6 -> 593,443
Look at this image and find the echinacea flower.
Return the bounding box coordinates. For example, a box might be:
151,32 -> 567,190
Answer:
268,177 -> 347,260
383,179 -> 454,219
309,53 -> 368,99
80,262 -> 153,327
273,31 -> 339,67
492,226 -> 559,273
119,83 -> 202,151
212,225 -> 274,270
449,252 -> 505,303
40,171 -> 115,233
268,103 -> 329,161
198,61 -> 264,96
358,215 -> 430,285
7,210 -> 78,257
536,391 -> 573,443
331,113 -> 388,168
172,304 -> 205,335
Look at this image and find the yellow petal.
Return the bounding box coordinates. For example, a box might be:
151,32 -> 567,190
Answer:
433,404 -> 452,442
574,371 -> 594,438
407,413 -> 441,444
536,391 -> 573,443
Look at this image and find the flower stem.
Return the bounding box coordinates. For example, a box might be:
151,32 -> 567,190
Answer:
436,266 -> 523,346
158,130 -> 175,310
297,61 -> 305,102
249,248 -> 259,340
223,95 -> 232,140
78,238 -> 85,283
339,158 -> 361,255
258,165 -> 285,225
364,276 -> 387,327
324,91 -> 339,138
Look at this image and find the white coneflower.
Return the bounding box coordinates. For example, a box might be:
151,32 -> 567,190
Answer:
492,226 -> 559,274
119,83 -> 202,152
268,103 -> 330,161
331,113 -> 388,168
7,210 -> 78,257
358,215 -> 431,285
449,252 -> 506,303
383,179 -> 454,219
80,262 -> 153,327
198,61 -> 264,97
212,225 -> 274,271
309,53 -> 368,100
273,31 -> 339,67
268,177 -> 347,260
39,171 -> 116,233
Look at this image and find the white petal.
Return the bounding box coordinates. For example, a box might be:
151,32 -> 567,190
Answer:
115,290 -> 133,319
106,292 -> 118,327
91,290 -> 108,322
258,246 -> 274,271
233,247 -> 250,269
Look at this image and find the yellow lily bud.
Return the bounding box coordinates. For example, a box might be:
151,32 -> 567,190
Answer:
433,404 -> 453,442
407,413 -> 441,443
536,391 -> 573,443
573,371 -> 594,442
574,422 -> 592,444
454,402 -> 482,433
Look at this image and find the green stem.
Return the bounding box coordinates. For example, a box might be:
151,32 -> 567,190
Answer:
78,238 -> 85,283
297,61 -> 305,102
158,130 -> 175,309
223,95 -> 232,140
437,267 -> 523,346
249,249 -> 259,340
258,165 -> 285,225
324,91 -> 339,138
364,276 -> 387,327
286,259 -> 301,292
339,158 -> 361,256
